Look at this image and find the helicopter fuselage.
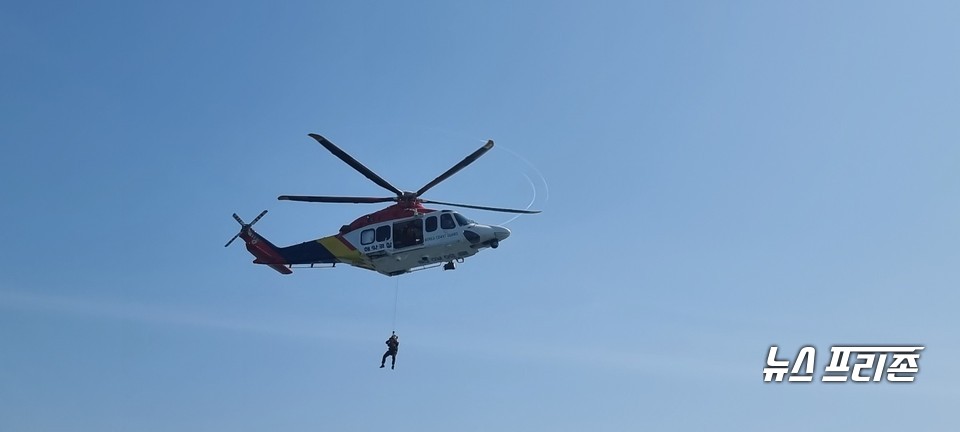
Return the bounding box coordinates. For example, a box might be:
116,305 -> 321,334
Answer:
338,209 -> 510,275
237,206 -> 510,276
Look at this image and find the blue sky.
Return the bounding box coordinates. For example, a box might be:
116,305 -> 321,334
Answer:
2,1 -> 959,430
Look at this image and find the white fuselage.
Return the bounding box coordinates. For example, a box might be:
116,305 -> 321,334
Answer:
340,210 -> 510,276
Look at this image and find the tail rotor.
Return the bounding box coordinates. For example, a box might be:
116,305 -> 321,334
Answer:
225,210 -> 268,247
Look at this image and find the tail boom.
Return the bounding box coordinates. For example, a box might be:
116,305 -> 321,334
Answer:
228,212 -> 346,275
240,229 -> 293,274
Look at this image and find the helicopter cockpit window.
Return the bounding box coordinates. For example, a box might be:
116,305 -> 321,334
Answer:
360,229 -> 375,245
375,225 -> 391,242
440,213 -> 456,230
393,219 -> 423,249
453,213 -> 474,226
425,216 -> 437,232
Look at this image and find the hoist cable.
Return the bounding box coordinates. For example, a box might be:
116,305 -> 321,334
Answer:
391,276 -> 400,331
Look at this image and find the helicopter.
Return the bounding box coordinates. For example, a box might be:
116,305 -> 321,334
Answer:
226,134 -> 541,276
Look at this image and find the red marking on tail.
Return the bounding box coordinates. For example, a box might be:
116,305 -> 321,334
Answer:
240,228 -> 292,274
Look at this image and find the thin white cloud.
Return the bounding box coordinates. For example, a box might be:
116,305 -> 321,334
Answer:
0,289 -> 777,382
0,289 -> 367,342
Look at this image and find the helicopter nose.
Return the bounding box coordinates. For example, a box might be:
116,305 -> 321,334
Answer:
492,226 -> 511,241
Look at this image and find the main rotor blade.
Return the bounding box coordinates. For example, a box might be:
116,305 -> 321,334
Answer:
420,198 -> 541,214
278,195 -> 397,204
308,134 -> 403,197
415,140 -> 494,197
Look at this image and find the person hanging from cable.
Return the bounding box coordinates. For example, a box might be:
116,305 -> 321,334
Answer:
380,332 -> 399,369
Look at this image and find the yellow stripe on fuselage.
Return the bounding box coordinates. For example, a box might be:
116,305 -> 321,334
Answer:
318,236 -> 372,269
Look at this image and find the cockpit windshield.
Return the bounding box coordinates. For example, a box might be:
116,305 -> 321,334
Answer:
453,212 -> 475,226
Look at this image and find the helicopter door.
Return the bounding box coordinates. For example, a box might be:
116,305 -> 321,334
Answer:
392,219 -> 424,250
